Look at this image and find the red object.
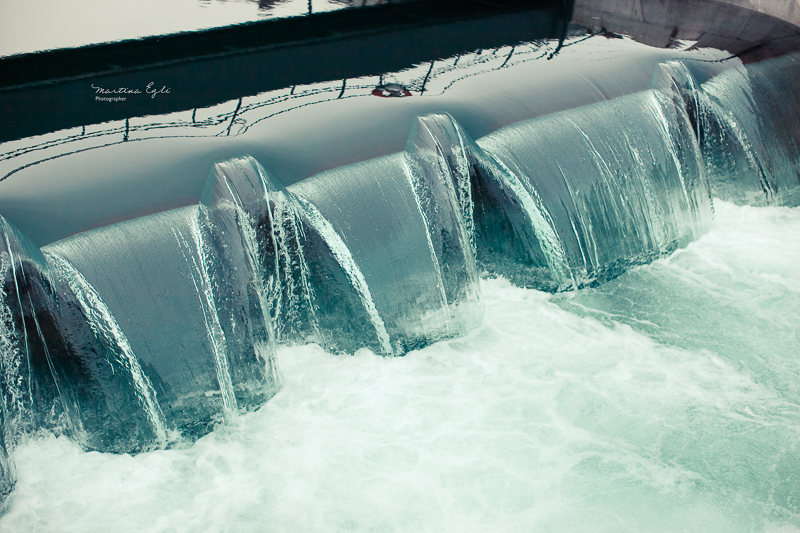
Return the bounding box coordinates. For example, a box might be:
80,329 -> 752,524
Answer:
372,84 -> 412,97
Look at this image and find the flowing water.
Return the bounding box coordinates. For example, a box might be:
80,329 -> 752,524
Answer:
1,17 -> 800,530
0,201 -> 798,532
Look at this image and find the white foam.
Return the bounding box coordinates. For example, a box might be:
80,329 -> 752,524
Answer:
1,202 -> 799,532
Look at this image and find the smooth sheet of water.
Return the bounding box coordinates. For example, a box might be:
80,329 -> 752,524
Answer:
1,200 -> 798,531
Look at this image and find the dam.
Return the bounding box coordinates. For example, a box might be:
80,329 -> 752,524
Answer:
1,0 -> 799,530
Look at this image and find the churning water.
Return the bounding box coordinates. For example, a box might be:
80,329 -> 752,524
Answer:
0,200 -> 798,532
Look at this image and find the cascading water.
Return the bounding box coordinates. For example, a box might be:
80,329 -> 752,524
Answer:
474,89 -> 714,289
289,125 -> 484,354
43,253 -> 169,445
204,155 -> 394,356
291,193 -> 394,356
42,205 -> 281,440
0,215 -> 171,457
1,40 -> 799,527
657,56 -> 800,207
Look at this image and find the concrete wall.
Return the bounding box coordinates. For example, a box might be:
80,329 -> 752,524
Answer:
718,0 -> 800,28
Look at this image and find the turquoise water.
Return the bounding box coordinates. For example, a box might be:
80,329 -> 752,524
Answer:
1,200 -> 798,532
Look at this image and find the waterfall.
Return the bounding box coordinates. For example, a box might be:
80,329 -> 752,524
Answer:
474,88 -> 713,289
0,217 -> 89,450
204,156 -> 320,346
0,260 -> 17,498
290,123 -> 485,353
473,140 -> 577,291
205,156 -> 390,356
5,53 -> 799,496
0,406 -> 12,500
200,159 -> 282,385
173,222 -> 240,418
0,219 -> 36,444
44,206 -> 281,439
44,253 -> 169,444
404,115 -> 484,335
657,56 -> 800,207
292,193 -> 394,357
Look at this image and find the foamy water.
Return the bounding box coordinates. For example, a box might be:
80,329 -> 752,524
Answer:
1,201 -> 798,532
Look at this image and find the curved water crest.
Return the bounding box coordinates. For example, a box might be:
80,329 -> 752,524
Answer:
289,124 -> 485,354
3,52 -> 800,503
656,56 -> 800,207
476,89 -> 713,289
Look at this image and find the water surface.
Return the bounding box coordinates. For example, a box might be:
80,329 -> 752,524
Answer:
2,200 -> 798,532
